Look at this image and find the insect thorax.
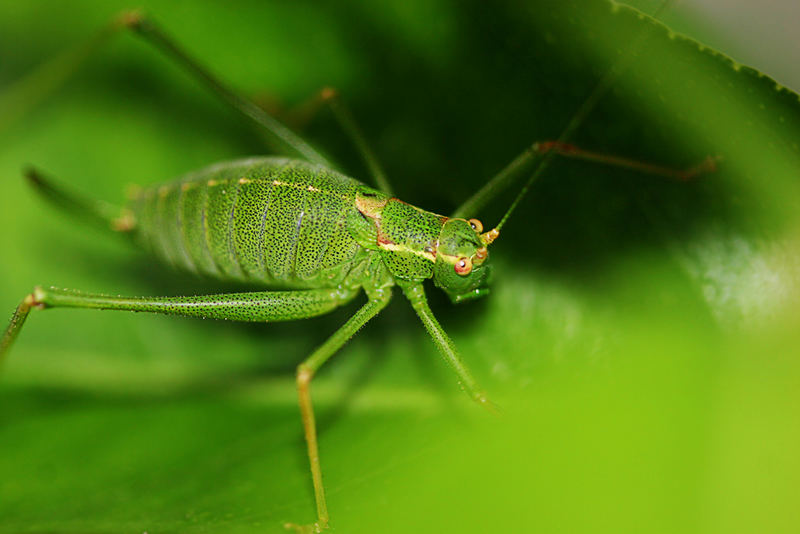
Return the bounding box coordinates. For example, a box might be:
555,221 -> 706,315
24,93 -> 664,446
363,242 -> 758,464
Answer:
352,189 -> 446,281
352,188 -> 492,301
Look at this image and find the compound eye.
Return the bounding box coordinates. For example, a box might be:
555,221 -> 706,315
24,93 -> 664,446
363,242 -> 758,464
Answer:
454,256 -> 473,276
468,218 -> 484,233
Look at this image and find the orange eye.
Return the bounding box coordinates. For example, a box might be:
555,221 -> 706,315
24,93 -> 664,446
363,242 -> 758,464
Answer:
454,257 -> 472,276
468,218 -> 483,233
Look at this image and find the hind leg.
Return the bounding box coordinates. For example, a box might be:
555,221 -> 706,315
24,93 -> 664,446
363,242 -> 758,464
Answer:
1,286 -> 357,364
22,167 -> 132,231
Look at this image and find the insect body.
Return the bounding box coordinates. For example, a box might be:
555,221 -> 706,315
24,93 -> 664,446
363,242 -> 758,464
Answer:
129,157 -> 490,298
135,157 -> 375,287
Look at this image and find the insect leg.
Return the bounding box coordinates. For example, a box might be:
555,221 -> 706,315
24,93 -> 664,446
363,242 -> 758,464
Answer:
1,11 -> 329,164
0,294 -> 35,359
258,86 -> 393,195
451,141 -> 542,219
0,15 -> 125,132
23,167 -> 131,231
452,140 -> 718,219
316,87 -> 393,195
291,287 -> 392,531
0,286 -> 357,363
122,12 -> 329,166
399,282 -> 495,410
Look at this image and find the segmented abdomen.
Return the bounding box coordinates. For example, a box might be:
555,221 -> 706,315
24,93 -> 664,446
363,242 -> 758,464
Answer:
128,157 -> 365,288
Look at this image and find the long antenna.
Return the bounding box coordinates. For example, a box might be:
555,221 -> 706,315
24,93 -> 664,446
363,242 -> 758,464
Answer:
494,0 -> 678,234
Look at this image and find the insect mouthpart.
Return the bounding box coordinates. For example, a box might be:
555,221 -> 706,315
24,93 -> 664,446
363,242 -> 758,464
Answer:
473,246 -> 488,264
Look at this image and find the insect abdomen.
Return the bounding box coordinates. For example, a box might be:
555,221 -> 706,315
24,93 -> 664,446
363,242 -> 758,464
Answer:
129,157 -> 367,288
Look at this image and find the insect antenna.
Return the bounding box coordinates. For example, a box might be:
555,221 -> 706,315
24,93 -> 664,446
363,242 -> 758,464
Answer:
466,0 -> 680,247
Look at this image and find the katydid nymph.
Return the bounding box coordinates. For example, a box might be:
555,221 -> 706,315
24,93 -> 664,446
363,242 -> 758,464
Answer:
0,8 -> 713,533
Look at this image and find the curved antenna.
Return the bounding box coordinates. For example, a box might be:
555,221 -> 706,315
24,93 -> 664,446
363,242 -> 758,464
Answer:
453,0 -> 678,235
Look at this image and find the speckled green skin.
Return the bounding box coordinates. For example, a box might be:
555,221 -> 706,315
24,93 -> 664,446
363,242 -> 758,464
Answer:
23,285 -> 360,324
373,198 -> 443,280
130,157 -> 385,290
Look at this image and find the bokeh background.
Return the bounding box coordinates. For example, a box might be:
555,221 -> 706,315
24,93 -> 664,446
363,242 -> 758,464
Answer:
1,1 -> 799,533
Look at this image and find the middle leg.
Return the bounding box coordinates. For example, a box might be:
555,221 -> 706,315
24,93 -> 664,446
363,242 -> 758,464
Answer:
399,282 -> 494,410
257,86 -> 394,195
290,286 -> 392,531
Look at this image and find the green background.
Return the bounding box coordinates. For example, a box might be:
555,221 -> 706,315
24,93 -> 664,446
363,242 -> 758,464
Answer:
1,1 -> 799,532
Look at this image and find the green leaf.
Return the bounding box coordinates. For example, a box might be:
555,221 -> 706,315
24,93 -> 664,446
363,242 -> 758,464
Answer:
2,1 -> 799,533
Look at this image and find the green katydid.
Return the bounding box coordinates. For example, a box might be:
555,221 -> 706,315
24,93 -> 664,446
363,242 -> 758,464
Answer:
0,7 -> 713,532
